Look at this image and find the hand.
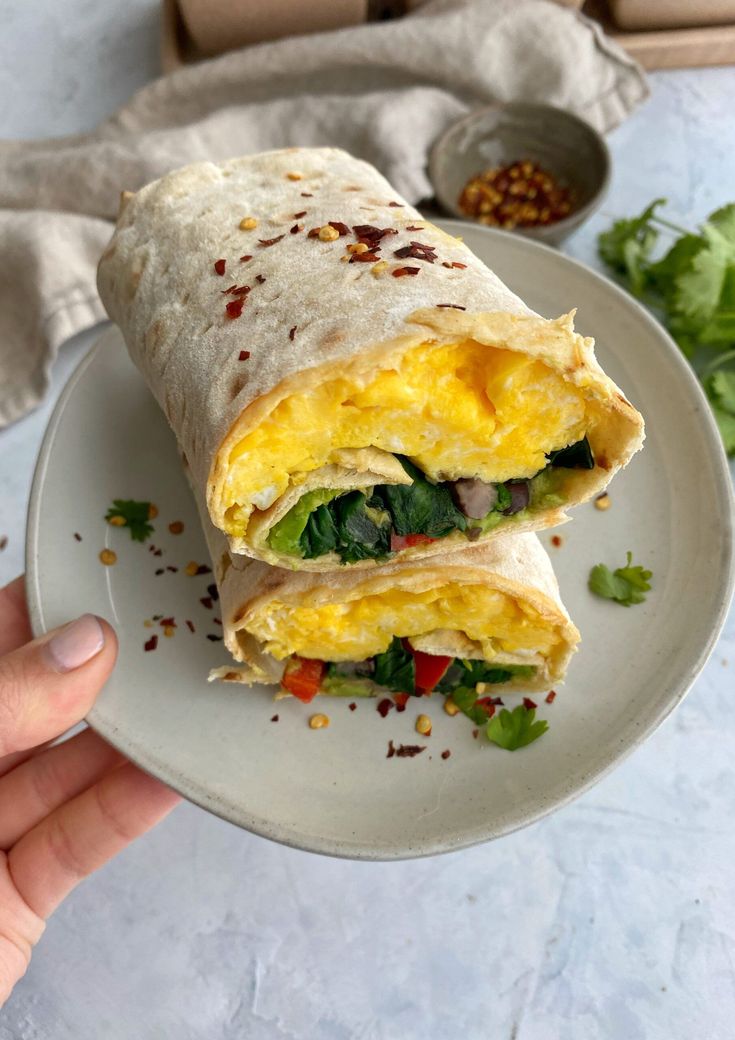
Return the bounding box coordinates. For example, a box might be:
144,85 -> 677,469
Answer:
0,577 -> 180,1007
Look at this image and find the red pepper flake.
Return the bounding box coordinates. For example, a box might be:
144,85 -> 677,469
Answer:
395,744 -> 426,758
206,634 -> 222,642
196,564 -> 212,575
293,210 -> 307,219
214,259 -> 226,276
441,749 -> 451,760
349,252 -> 380,263
154,548 -> 162,557
353,225 -> 397,245
472,728 -> 479,739
551,535 -> 563,548
220,284 -> 237,294
300,192 -> 313,197
73,532 -> 82,542
200,596 -> 213,609
144,635 -> 158,652
290,224 -> 303,234
476,697 -> 497,718
328,221 -> 350,237
523,697 -> 537,710
394,241 -> 437,263
185,620 -> 196,633
155,568 -> 164,576
307,227 -> 321,238
207,583 -> 219,601
213,617 -> 222,626
377,698 -> 394,718
392,266 -> 420,278
159,617 -> 176,628
289,326 -> 297,341
271,714 -> 279,722
166,565 -> 178,573
240,254 -> 253,263
388,201 -> 402,207
546,690 -> 557,704
348,702 -> 357,712
387,740 -> 396,759
255,274 -> 266,285
442,261 -> 468,269
238,350 -> 251,361
258,235 -> 285,247
393,692 -> 410,712
405,225 -> 424,232
226,299 -> 244,320
223,285 -> 251,297
436,304 -> 466,310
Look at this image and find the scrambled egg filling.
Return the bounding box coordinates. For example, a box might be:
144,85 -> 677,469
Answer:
242,584 -> 561,663
223,340 -> 589,536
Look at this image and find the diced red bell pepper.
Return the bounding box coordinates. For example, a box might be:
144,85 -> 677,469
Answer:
390,532 -> 438,551
401,639 -> 452,694
281,656 -> 325,703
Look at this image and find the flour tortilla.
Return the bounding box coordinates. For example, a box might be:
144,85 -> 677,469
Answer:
97,147 -> 644,570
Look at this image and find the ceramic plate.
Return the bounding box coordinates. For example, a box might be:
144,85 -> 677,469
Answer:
26,222 -> 734,860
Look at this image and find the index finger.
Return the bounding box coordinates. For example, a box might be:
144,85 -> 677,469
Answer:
0,578 -> 32,657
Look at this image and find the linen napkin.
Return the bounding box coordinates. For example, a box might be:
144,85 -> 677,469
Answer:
0,0 -> 647,427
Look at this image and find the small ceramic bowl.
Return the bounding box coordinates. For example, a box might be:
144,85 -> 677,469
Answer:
429,103 -> 610,246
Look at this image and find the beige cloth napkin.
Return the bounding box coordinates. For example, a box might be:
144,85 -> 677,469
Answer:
0,0 -> 647,427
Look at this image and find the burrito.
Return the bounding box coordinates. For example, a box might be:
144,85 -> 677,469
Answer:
207,529 -> 579,702
97,147 -> 644,571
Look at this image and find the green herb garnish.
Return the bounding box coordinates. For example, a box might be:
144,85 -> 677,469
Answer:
486,705 -> 549,751
372,637 -> 416,694
598,199 -> 735,454
105,499 -> 154,542
589,551 -> 653,607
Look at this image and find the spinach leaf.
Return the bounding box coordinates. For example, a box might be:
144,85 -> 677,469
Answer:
373,637 -> 416,694
437,659 -> 536,692
333,492 -> 392,563
376,456 -> 466,537
268,488 -> 340,555
546,436 -> 595,469
300,504 -> 339,558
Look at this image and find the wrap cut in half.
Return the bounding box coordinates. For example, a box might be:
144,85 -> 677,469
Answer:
206,528 -> 580,701
97,147 -> 644,573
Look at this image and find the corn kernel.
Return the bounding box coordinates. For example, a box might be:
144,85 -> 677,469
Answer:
239,216 -> 258,230
476,683 -> 487,695
416,714 -> 432,736
318,225 -> 340,242
444,698 -> 460,717
143,619 -> 154,628
163,625 -> 175,638
99,549 -> 117,566
595,493 -> 611,511
309,713 -> 330,729
286,172 -> 303,181
148,504 -> 158,520
107,514 -> 126,526
184,561 -> 199,576
371,260 -> 389,277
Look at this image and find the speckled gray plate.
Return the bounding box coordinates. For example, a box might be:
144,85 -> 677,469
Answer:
26,222 -> 734,860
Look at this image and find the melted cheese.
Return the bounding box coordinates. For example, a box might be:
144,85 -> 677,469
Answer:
224,339 -> 589,535
242,583 -> 562,663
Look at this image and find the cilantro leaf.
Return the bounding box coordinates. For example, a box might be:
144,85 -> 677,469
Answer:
598,198 -> 665,296
105,499 -> 154,543
486,705 -> 549,751
705,369 -> 735,454
589,551 -> 652,607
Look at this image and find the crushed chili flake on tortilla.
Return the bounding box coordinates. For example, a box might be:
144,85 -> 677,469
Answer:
206,634 -> 222,642
240,255 -> 253,263
238,350 -> 251,360
441,749 -> 451,760
144,635 -> 158,652
226,299 -> 244,319
185,620 -> 195,633
436,304 -> 466,310
523,697 -> 537,710
328,221 -> 350,236
225,285 -> 251,297
395,744 -> 426,758
258,235 -> 285,247
290,224 -> 303,235
546,690 -> 557,704
200,596 -> 213,609
394,242 -> 437,263
388,201 -> 402,207
377,698 -> 394,718
255,274 -> 266,285
392,266 -> 420,278
289,326 -> 297,341
300,192 -> 313,197
353,225 -> 397,245
207,583 -> 219,601
214,259 -> 226,276
349,252 -> 380,263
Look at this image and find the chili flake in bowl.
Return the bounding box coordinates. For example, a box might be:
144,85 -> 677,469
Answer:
429,103 -> 610,246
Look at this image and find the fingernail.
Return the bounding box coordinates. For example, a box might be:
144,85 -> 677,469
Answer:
46,614 -> 105,673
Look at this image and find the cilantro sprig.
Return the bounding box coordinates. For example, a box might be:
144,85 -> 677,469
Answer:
105,499 -> 155,543
598,200 -> 735,454
486,705 -> 549,751
589,551 -> 652,607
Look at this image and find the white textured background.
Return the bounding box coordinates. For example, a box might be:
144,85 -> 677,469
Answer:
1,3 -> 734,1037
